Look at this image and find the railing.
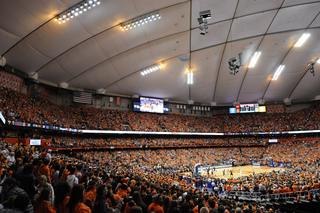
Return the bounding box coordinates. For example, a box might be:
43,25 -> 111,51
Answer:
227,189 -> 320,203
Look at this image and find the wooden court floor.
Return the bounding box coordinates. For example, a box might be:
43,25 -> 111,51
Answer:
199,165 -> 284,179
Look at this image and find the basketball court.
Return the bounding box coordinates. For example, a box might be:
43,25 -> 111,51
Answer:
198,165 -> 284,179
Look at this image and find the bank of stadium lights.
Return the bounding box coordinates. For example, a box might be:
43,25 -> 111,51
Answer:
54,0 -> 101,24
272,65 -> 285,81
248,52 -> 261,68
141,63 -> 164,76
294,33 -> 310,47
120,12 -> 161,31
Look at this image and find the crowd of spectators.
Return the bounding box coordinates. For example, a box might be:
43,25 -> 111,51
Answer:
0,139 -> 319,213
2,87 -> 320,133
43,136 -> 261,148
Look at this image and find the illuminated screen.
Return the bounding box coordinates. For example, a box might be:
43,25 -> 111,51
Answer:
140,97 -> 164,113
30,139 -> 41,146
259,106 -> 266,112
229,108 -> 236,114
239,104 -> 257,113
231,104 -> 265,114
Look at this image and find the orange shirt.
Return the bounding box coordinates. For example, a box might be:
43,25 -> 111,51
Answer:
84,190 -> 95,207
71,203 -> 91,213
106,194 -> 120,209
116,189 -> 128,199
41,165 -> 50,176
34,200 -> 56,213
148,203 -> 164,213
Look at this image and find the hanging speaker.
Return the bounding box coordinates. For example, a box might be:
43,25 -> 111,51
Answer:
179,54 -> 190,62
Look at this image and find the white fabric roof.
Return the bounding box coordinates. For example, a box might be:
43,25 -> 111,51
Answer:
1,0 -> 320,105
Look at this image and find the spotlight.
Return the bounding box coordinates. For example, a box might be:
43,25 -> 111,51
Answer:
197,15 -> 208,35
199,10 -> 211,19
228,56 -> 242,75
308,61 -> 316,76
197,18 -> 204,25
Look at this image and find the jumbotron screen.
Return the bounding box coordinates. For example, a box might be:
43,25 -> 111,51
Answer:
229,103 -> 266,114
140,97 -> 164,113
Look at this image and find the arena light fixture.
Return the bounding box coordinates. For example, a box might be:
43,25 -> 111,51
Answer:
187,71 -> 193,84
120,11 -> 161,31
272,65 -> 285,80
308,61 -> 315,76
294,33 -> 310,47
317,57 -> 320,64
141,63 -> 164,76
55,0 -> 101,24
248,52 -> 261,68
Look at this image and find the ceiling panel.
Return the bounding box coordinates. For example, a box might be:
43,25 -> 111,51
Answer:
38,61 -> 73,84
191,20 -> 231,51
53,38 -> 108,78
190,45 -> 225,103
282,0 -> 319,7
0,28 -> 20,54
228,10 -> 277,41
268,2 -> 320,33
69,60 -> 119,90
5,41 -> 51,73
25,20 -> 92,60
108,32 -> 189,80
106,58 -> 189,101
236,0 -> 282,17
